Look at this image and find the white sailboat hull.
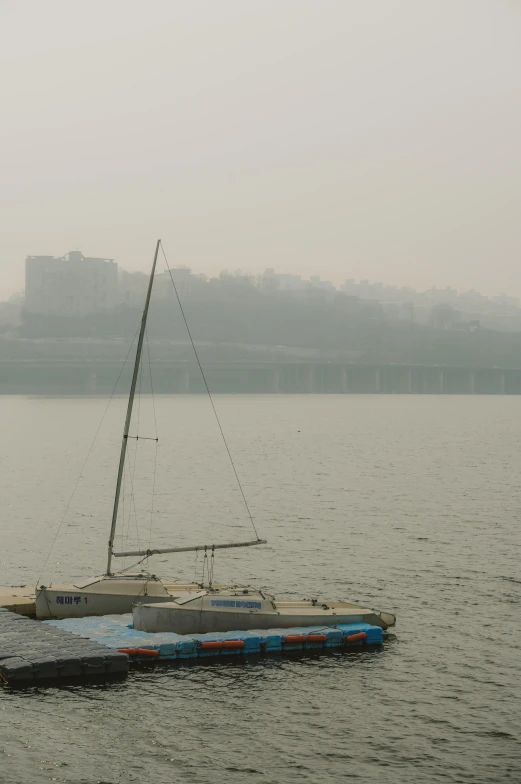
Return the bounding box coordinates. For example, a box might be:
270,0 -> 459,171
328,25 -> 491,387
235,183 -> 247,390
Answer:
36,589 -> 163,620
35,576 -> 220,620
134,605 -> 393,634
133,589 -> 397,635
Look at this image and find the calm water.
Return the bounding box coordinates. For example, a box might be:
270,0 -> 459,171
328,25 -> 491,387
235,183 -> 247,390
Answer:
1,394 -> 520,784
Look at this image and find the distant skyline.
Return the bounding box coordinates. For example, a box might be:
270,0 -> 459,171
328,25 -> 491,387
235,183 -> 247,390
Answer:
8,252 -> 519,304
1,1 -> 520,301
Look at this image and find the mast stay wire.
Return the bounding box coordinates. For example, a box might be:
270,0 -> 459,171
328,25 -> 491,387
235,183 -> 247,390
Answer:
121,355 -> 144,563
123,326 -> 159,570
128,341 -> 145,550
35,325 -> 141,590
145,327 -> 159,554
123,441 -> 142,558
120,328 -> 159,570
160,241 -> 260,541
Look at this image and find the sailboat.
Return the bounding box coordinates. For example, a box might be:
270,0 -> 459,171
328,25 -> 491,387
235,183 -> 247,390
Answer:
35,240 -> 266,619
133,586 -> 396,634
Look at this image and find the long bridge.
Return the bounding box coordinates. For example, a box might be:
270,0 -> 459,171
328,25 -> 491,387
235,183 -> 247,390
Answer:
0,359 -> 519,394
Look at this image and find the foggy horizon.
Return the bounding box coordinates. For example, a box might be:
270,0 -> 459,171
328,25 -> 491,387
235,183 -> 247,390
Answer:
8,249 -> 521,302
2,0 -> 520,301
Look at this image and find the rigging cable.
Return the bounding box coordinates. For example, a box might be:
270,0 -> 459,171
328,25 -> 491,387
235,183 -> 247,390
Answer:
35,326 -> 141,590
193,548 -> 200,584
122,331 -> 158,571
123,332 -> 150,562
160,241 -> 260,541
123,430 -> 142,556
209,546 -> 215,588
202,546 -> 208,587
128,340 -> 146,550
122,361 -> 141,562
145,327 -> 159,554
121,448 -> 128,557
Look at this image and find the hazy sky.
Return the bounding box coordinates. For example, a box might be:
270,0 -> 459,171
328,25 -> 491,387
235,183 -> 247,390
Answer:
1,0 -> 520,300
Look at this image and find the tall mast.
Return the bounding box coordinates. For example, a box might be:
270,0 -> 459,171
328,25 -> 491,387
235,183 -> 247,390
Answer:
106,239 -> 161,575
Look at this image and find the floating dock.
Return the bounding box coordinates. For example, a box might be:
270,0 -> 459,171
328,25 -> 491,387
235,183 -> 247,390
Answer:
0,608 -> 128,685
0,609 -> 386,686
0,586 -> 35,616
43,613 -> 385,661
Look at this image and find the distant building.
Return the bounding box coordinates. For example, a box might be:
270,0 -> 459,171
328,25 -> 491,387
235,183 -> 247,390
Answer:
263,269 -> 335,293
155,268 -> 194,301
0,292 -> 23,328
309,275 -> 335,292
263,268 -> 305,291
118,270 -> 148,307
118,266 -> 195,307
25,251 -> 118,316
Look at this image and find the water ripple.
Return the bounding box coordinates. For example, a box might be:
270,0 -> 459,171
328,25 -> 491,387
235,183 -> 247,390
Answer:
1,395 -> 521,783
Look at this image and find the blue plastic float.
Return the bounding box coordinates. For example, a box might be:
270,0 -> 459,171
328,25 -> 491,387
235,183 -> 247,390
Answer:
43,614 -> 385,661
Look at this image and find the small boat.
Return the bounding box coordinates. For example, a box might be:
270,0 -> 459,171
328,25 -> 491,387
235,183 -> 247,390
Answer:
35,240 -> 265,619
133,586 -> 396,635
35,574 -> 233,620
35,240 -> 396,628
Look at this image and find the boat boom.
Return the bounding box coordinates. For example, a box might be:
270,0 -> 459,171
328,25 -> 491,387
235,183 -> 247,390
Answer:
113,538 -> 267,558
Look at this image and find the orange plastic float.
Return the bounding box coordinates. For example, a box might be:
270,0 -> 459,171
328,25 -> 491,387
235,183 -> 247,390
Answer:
201,641 -> 223,650
345,632 -> 367,644
284,635 -> 307,644
222,640 -> 245,649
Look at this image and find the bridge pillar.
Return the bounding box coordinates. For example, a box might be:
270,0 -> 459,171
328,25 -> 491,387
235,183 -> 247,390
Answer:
178,367 -> 190,393
406,368 -> 412,393
272,366 -> 280,393
375,368 -> 382,393
438,369 -> 445,394
86,371 -> 97,394
468,371 -> 476,394
307,365 -> 317,393
340,367 -> 348,393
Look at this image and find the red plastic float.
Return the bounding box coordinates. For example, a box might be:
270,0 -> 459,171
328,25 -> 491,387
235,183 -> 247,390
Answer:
284,635 -> 307,644
222,640 -> 245,649
345,632 -> 367,644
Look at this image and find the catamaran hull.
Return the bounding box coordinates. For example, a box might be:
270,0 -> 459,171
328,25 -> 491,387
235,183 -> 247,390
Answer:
133,604 -> 395,635
35,588 -> 175,620
34,577 -> 218,620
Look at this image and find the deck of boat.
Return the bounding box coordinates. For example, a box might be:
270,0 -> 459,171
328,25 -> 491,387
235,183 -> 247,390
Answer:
276,602 -> 373,614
